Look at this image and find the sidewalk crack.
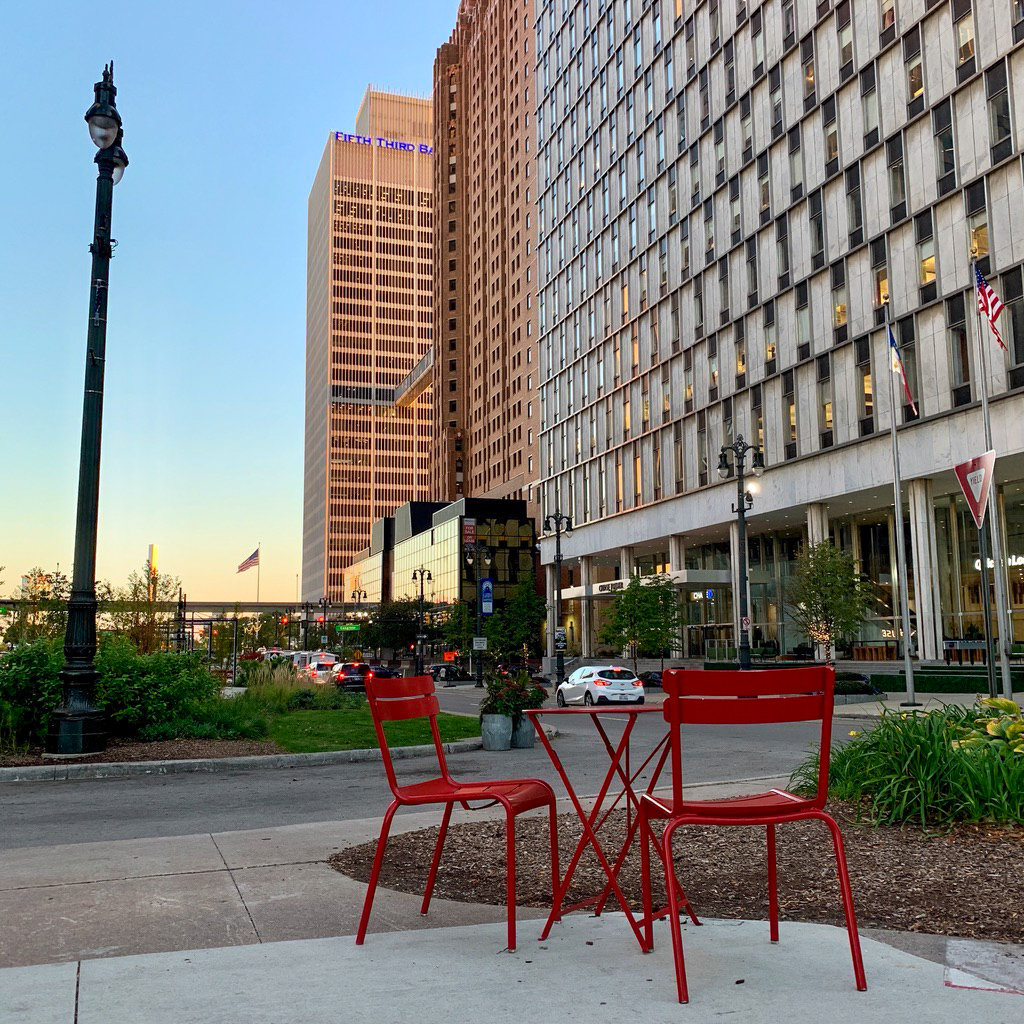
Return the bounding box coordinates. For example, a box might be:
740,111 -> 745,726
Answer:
210,834 -> 262,944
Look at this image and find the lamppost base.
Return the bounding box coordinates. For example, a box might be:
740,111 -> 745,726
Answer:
44,709 -> 107,756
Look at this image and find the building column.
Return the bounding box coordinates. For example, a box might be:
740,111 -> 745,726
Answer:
908,478 -> 941,661
668,535 -> 686,658
545,562 -> 557,662
669,534 -> 686,573
580,556 -> 594,658
619,546 -> 635,578
806,502 -> 830,547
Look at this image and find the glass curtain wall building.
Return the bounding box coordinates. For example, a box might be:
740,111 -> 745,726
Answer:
535,0 -> 1024,658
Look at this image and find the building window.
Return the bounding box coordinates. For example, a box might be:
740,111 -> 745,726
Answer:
1003,268 -> 1024,382
796,281 -> 812,357
801,35 -> 815,105
856,336 -> 874,433
809,190 -> 825,270
788,126 -> 803,201
887,135 -> 907,220
871,237 -> 890,313
776,215 -> 790,286
783,369 -> 797,459
904,28 -> 924,114
758,153 -> 771,221
836,1 -> 854,75
947,294 -> 971,400
673,421 -> 685,494
751,10 -> 765,72
770,66 -> 783,137
987,62 -> 1013,162
764,300 -> 777,365
846,166 -> 863,245
880,0 -> 896,33
955,3 -> 975,73
817,356 -> 834,448
823,96 -> 840,176
965,180 -> 989,263
916,210 -> 936,300
832,263 -> 848,332
933,99 -> 956,194
861,65 -> 880,149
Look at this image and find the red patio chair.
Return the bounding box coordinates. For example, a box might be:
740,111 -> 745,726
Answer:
355,674 -> 560,952
639,666 -> 867,1003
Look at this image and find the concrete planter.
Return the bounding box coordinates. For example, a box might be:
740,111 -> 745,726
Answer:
480,714 -> 513,751
510,717 -> 536,748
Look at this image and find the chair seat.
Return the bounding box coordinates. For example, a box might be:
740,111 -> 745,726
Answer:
395,776 -> 554,814
642,788 -> 817,820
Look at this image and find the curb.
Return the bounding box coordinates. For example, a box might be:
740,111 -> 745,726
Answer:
0,726 -> 560,783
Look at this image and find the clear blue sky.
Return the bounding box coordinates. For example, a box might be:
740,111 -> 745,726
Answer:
1,1 -> 457,603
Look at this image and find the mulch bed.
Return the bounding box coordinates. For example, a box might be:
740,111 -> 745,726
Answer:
330,803 -> 1024,943
0,737 -> 283,767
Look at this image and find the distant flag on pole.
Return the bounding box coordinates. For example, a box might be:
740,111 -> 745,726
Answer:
975,265 -> 1007,350
237,548 -> 260,574
888,325 -> 918,416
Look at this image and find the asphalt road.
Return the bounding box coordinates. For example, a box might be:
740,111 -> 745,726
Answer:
0,687 -> 869,850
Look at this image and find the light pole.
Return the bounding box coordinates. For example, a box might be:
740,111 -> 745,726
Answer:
47,64 -> 129,756
464,542 -> 491,688
543,510 -> 573,689
718,434 -> 765,671
412,568 -> 432,675
318,596 -> 330,649
349,589 -> 366,658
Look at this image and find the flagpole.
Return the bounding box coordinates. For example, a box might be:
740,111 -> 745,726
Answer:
256,542 -> 261,604
885,310 -> 918,707
972,261 -> 1013,699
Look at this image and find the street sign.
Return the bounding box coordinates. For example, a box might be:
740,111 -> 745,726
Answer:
741,616 -> 751,629
481,578 -> 494,615
472,636 -> 488,651
337,623 -> 361,632
443,651 -> 458,662
554,626 -> 567,651
320,634 -> 328,645
954,450 -> 996,529
463,517 -> 476,545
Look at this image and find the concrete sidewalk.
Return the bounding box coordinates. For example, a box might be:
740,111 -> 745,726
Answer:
2,781 -> 1023,1022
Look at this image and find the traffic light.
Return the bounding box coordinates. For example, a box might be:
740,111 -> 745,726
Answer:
213,629 -> 219,636
317,616 -> 325,625
280,616 -> 289,626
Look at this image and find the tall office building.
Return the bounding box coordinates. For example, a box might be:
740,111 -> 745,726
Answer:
430,0 -> 540,515
302,89 -> 434,603
535,1 -> 1024,661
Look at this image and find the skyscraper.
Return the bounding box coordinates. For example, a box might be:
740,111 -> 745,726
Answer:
302,89 -> 434,603
430,0 -> 539,516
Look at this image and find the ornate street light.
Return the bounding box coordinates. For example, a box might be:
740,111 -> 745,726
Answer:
718,434 -> 765,670
543,511 -> 573,689
464,542 -> 491,688
412,568 -> 432,675
47,64 -> 130,756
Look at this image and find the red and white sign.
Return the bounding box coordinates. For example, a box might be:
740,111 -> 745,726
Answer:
954,450 -> 996,529
462,517 -> 476,545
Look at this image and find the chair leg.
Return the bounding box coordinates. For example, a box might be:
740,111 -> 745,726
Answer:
661,823 -> 690,1004
819,813 -> 868,992
505,806 -> 518,952
355,801 -> 399,945
767,823 -> 779,943
420,802 -> 454,916
547,798 -> 561,925
640,807 -> 655,953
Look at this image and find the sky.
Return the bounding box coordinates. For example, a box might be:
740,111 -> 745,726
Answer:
1,0 -> 459,603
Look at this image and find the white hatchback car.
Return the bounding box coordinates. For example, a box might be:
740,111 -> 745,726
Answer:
556,665 -> 645,706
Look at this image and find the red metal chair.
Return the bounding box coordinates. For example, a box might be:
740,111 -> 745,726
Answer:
355,675 -> 560,952
639,666 -> 867,1003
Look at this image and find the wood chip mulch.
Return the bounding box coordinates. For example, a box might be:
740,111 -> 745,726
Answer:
330,803 -> 1024,943
0,737 -> 283,767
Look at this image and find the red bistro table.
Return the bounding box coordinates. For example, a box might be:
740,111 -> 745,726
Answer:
526,705 -> 699,951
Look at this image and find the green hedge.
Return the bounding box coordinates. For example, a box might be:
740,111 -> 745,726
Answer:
871,668 -> 1024,693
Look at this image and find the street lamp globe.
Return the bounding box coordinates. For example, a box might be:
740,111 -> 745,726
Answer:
717,450 -> 731,479
752,449 -> 766,477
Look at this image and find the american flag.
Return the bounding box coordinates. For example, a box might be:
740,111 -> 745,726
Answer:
975,266 -> 1007,351
237,548 -> 260,573
888,325 -> 918,416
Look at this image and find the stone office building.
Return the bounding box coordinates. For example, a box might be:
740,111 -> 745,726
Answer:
534,0 -> 1024,659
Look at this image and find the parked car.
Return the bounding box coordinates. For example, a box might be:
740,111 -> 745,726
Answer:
639,670 -> 663,689
556,665 -> 645,706
428,663 -> 474,685
367,665 -> 398,679
302,653 -> 337,685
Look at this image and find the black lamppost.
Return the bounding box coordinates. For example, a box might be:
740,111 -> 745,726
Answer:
47,65 -> 129,756
543,511 -> 573,689
464,542 -> 491,688
718,434 -> 765,671
317,596 -> 330,649
412,568 -> 432,675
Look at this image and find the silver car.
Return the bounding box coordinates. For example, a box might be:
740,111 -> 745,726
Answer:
556,665 -> 645,706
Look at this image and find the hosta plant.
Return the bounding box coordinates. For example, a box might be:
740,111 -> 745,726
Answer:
951,697 -> 1024,755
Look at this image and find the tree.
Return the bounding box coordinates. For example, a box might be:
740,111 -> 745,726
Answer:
105,563 -> 181,654
361,598 -> 419,659
3,568 -> 71,645
598,574 -> 681,674
787,542 -> 870,665
483,574 -> 547,662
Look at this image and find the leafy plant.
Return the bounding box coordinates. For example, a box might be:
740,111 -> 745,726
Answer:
950,697 -> 1024,755
790,702 -> 1024,824
480,671 -> 548,730
598,573 -> 682,673
786,542 -> 870,664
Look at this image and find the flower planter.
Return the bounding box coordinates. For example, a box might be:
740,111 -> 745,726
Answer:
480,713 -> 513,751
510,717 -> 536,749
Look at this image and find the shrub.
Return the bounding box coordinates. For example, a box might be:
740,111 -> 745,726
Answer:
791,702 -> 1024,824
137,697 -> 271,742
0,639 -> 65,743
480,670 -> 548,730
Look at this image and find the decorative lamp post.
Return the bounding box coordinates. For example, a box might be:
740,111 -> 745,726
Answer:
717,434 -> 765,671
543,511 -> 573,689
464,542 -> 491,688
412,568 -> 432,675
318,596 -> 330,648
47,64 -> 129,756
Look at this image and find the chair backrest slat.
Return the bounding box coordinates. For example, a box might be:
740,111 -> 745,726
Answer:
365,674 -> 448,794
661,667 -> 835,809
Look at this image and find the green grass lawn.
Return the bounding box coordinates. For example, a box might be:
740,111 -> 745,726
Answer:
268,706 -> 481,754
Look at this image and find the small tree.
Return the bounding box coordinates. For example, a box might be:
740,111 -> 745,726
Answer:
484,574 -> 547,662
106,562 -> 180,654
597,574 -> 676,674
787,542 -> 870,665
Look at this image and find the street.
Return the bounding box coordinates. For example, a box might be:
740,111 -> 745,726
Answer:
0,687 -> 870,850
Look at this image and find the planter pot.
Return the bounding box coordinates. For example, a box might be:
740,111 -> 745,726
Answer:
510,717 -> 535,749
480,713 -> 513,751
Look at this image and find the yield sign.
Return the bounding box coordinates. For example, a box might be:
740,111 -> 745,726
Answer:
954,450 -> 996,529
